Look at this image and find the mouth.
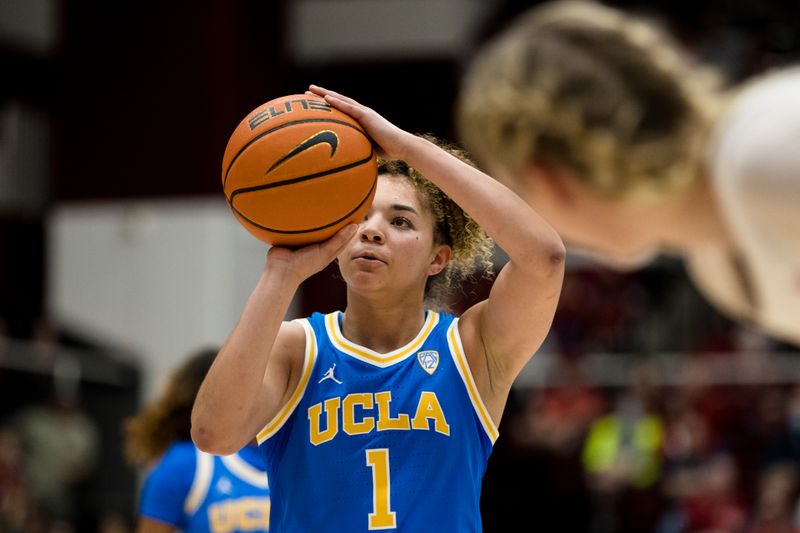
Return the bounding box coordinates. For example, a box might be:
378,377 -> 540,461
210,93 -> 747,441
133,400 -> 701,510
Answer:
353,251 -> 386,264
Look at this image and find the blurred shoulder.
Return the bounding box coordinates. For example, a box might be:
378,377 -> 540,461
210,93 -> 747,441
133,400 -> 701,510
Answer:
152,440 -> 197,474
710,66 -> 800,247
711,66 -> 800,182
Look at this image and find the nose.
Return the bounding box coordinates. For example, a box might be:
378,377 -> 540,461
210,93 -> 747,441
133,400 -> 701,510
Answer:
360,217 -> 384,243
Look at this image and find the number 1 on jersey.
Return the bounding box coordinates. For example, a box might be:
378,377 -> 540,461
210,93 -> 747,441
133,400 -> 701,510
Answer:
366,448 -> 397,530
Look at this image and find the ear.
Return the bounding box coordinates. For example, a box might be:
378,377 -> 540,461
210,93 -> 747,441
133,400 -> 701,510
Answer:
427,244 -> 451,276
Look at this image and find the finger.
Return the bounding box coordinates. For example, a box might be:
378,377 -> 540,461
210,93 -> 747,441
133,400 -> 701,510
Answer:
321,223 -> 359,257
323,94 -> 363,117
307,84 -> 329,99
309,84 -> 361,107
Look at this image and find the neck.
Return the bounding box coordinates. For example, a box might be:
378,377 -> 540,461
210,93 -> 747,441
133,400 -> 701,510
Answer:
342,292 -> 427,353
655,175 -> 735,254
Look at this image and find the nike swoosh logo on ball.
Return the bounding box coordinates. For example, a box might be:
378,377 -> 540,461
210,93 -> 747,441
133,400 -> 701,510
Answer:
266,130 -> 339,174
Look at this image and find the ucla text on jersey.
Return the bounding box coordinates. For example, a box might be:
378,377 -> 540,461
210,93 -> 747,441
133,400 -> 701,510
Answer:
185,449 -> 270,533
258,311 -> 498,532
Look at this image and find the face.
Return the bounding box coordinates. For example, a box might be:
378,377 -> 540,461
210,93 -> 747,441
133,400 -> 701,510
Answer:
337,174 -> 450,297
495,164 -> 660,270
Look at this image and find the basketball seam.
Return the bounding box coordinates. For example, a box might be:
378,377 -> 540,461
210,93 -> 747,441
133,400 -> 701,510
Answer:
228,147 -> 375,203
228,173 -> 377,235
222,118 -> 371,190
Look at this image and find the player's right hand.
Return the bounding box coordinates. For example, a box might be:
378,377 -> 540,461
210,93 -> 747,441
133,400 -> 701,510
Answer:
265,224 -> 358,285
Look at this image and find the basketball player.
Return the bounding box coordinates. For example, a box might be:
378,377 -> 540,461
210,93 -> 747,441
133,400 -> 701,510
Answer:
126,349 -> 270,533
191,85 -> 565,531
458,0 -> 800,345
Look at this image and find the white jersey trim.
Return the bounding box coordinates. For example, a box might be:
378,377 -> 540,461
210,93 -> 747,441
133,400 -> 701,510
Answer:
256,319 -> 318,444
325,310 -> 439,367
184,449 -> 213,515
221,452 -> 269,489
446,319 -> 499,443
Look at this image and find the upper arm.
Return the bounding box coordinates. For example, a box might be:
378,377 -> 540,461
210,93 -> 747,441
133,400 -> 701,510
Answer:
459,255 -> 564,418
242,320 -> 307,442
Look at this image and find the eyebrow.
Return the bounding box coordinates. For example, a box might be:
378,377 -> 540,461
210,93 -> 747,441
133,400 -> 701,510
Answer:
390,204 -> 418,215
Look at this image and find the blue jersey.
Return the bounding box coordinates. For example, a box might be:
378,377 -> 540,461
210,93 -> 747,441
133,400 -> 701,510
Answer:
140,441 -> 270,532
257,311 -> 497,532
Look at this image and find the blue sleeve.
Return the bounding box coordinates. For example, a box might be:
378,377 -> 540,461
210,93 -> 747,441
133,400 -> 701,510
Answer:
139,442 -> 196,527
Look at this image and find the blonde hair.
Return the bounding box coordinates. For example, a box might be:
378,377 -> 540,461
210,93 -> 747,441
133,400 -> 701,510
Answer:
458,0 -> 727,201
378,135 -> 494,309
124,348 -> 217,466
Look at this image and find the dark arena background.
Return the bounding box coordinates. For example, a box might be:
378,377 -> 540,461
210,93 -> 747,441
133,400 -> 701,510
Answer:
1,1 -> 799,531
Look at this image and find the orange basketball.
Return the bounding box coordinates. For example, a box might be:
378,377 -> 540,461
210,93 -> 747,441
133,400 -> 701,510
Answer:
222,94 -> 377,246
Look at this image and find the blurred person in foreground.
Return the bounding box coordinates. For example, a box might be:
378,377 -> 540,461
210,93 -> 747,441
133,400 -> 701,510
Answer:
125,348 -> 269,533
458,0 -> 800,346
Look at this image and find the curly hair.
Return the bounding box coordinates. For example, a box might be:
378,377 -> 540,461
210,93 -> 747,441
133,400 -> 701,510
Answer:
458,0 -> 727,202
124,348 -> 218,466
378,134 -> 494,310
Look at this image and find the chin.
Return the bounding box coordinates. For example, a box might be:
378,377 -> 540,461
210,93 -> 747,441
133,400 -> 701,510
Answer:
345,272 -> 386,292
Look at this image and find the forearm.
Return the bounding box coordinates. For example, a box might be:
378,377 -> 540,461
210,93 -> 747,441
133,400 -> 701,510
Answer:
191,266 -> 299,454
402,134 -> 565,272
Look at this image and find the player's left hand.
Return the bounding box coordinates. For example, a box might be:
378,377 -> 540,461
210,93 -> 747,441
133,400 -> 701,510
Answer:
307,84 -> 413,161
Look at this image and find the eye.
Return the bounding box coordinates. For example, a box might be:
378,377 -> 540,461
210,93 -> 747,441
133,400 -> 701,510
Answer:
392,217 -> 412,228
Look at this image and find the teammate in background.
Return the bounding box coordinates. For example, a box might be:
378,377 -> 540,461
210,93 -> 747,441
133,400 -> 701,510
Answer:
125,348 -> 269,533
458,0 -> 800,346
191,85 -> 565,531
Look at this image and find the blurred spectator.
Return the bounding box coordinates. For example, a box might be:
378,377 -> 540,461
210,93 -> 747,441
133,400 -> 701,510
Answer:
582,376 -> 665,533
658,393 -> 716,533
764,386 -> 800,467
684,453 -> 748,533
529,357 -> 606,452
661,391 -> 713,493
0,426 -> 30,533
11,355 -> 100,531
747,463 -> 798,533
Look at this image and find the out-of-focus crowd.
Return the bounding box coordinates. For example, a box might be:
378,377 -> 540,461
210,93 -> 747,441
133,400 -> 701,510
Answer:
0,317 -> 131,533
485,355 -> 800,533
479,265 -> 800,533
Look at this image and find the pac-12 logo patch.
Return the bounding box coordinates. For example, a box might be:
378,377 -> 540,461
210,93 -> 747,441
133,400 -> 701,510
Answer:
417,350 -> 439,375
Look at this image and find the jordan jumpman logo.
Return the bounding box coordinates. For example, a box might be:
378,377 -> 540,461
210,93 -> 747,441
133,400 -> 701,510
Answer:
318,363 -> 343,384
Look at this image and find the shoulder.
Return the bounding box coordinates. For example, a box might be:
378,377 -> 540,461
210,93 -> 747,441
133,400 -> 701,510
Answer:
148,441 -> 197,478
139,441 -> 198,523
711,67 -> 800,188
271,319 -> 311,367
710,67 -> 800,256
727,67 -> 800,114
286,311 -> 342,348
279,318 -> 308,344
269,318 -> 321,408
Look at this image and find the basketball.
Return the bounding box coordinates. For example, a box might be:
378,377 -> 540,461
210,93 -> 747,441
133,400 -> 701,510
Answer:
222,94 -> 378,246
